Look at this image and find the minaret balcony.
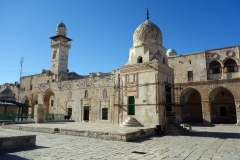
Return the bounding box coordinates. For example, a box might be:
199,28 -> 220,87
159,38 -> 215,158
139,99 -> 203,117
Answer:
50,41 -> 71,48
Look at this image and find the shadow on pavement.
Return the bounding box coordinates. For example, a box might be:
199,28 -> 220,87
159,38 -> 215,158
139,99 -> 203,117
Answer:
0,145 -> 48,160
181,130 -> 240,139
0,145 -> 49,153
0,153 -> 28,160
131,130 -> 240,142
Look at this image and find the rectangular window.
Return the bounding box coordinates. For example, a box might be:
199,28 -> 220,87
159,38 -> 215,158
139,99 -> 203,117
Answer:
188,71 -> 193,81
219,107 -> 227,116
52,79 -> 55,82
51,100 -> 54,106
102,108 -> 108,120
165,83 -> 172,104
30,85 -> 32,90
47,80 -> 49,83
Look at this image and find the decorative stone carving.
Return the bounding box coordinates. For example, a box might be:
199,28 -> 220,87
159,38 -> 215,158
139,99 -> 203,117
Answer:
226,51 -> 235,57
211,53 -> 219,59
61,81 -> 72,90
120,64 -> 152,74
38,83 -> 50,95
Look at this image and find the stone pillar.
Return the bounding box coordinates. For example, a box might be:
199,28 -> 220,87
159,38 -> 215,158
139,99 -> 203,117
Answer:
34,104 -> 46,123
235,101 -> 240,126
201,100 -> 212,124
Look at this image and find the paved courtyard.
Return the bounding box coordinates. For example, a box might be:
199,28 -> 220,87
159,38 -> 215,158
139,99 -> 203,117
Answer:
0,125 -> 240,160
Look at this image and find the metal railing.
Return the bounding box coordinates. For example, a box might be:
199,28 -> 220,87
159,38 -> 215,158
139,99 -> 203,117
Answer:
45,114 -> 65,121
0,113 -> 33,122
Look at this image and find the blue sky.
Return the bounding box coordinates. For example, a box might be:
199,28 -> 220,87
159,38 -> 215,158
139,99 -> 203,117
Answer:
0,1 -> 240,84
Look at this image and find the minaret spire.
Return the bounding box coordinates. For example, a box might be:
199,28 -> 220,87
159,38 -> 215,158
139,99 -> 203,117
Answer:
146,8 -> 149,20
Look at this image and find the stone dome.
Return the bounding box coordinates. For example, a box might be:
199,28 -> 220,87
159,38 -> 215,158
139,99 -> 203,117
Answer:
0,87 -> 16,101
133,20 -> 162,47
57,22 -> 66,28
166,48 -> 178,57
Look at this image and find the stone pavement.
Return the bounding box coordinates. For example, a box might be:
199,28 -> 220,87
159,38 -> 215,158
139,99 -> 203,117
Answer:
0,125 -> 240,160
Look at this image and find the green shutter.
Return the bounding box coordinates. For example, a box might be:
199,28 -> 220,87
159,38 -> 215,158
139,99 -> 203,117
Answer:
102,108 -> 108,120
128,96 -> 135,115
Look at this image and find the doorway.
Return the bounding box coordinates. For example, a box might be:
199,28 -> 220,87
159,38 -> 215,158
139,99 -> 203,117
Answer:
83,106 -> 89,121
128,96 -> 135,115
67,108 -> 72,117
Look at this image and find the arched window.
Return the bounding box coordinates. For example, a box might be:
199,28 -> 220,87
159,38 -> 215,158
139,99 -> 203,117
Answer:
224,59 -> 238,73
209,61 -> 221,74
84,90 -> 88,99
52,53 -> 56,59
103,88 -> 107,98
137,56 -> 142,63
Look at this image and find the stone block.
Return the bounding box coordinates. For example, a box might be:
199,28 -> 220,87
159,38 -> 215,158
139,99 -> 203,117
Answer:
2,141 -> 12,147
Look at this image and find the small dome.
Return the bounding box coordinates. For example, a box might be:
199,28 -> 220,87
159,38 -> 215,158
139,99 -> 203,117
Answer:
133,20 -> 162,46
0,87 -> 15,101
167,48 -> 177,53
57,22 -> 66,28
166,48 -> 178,57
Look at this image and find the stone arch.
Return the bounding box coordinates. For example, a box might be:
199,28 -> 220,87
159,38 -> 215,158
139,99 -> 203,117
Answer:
181,87 -> 203,123
209,86 -> 235,102
137,56 -> 143,63
209,87 -> 237,124
43,89 -> 55,114
207,59 -> 223,69
222,57 -> 239,65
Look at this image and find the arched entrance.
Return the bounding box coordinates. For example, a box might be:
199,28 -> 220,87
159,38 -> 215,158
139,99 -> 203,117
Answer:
181,88 -> 203,123
43,90 -> 55,114
210,87 -> 237,124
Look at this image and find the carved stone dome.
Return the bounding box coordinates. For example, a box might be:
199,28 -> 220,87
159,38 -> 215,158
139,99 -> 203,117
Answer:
0,87 -> 16,101
133,20 -> 162,47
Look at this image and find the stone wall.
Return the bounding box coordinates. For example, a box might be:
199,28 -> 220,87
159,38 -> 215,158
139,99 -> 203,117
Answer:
0,135 -> 36,150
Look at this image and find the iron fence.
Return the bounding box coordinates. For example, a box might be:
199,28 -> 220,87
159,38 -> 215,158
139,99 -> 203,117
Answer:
0,113 -> 33,122
45,114 -> 65,121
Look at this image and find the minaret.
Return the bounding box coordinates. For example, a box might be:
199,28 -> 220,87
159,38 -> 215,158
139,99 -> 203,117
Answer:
50,22 -> 72,74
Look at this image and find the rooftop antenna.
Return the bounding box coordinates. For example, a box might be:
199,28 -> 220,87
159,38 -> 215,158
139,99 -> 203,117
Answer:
20,57 -> 24,79
18,57 -> 23,102
146,8 -> 149,20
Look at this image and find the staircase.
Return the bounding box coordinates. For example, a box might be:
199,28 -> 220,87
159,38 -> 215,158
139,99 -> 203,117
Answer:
165,114 -> 189,135
121,117 -> 142,127
165,124 -> 189,135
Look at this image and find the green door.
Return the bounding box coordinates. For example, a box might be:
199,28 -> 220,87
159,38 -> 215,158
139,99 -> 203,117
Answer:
102,108 -> 108,120
128,96 -> 135,115
84,106 -> 89,120
68,108 -> 72,116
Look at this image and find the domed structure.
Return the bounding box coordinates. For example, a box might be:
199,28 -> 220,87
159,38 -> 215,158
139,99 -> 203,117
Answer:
166,48 -> 177,57
57,22 -> 66,28
0,87 -> 16,101
56,22 -> 67,36
133,20 -> 162,47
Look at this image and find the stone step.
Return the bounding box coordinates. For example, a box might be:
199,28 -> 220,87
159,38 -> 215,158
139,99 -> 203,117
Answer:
121,117 -> 142,127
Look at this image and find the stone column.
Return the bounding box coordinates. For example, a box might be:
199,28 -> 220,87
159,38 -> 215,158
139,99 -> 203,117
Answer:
201,100 -> 212,124
235,101 -> 240,126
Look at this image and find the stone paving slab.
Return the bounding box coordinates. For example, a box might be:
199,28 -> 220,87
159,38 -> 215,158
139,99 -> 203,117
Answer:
2,122 -> 155,142
0,125 -> 240,159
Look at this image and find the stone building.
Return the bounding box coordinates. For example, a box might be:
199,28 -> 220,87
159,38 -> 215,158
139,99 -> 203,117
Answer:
1,12 -> 239,127
168,46 -> 240,124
